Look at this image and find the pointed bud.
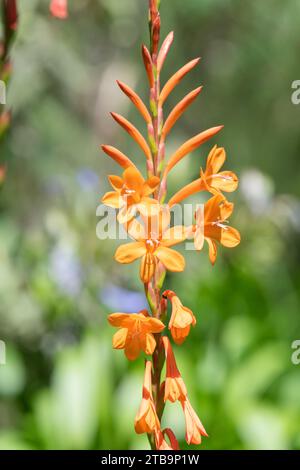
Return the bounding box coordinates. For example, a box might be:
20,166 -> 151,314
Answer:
165,125 -> 224,175
142,45 -> 154,88
162,87 -> 203,140
111,112 -> 152,161
157,32 -> 174,72
101,145 -> 136,170
159,58 -> 200,106
116,81 -> 151,124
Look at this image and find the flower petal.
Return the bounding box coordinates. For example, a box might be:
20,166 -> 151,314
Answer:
155,246 -> 185,272
102,191 -> 121,208
146,317 -> 165,333
112,328 -> 128,349
140,253 -> 156,283
125,336 -> 141,361
115,242 -> 146,264
108,174 -> 123,190
206,238 -> 217,265
220,226 -> 241,247
211,171 -> 238,192
142,176 -> 160,196
143,333 -> 157,355
206,145 -> 225,174
108,313 -> 130,327
123,166 -> 145,192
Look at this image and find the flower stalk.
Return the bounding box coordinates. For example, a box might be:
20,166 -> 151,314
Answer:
103,0 -> 240,450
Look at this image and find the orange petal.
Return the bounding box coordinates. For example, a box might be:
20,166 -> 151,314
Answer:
162,87 -> 203,140
220,197 -> 234,220
206,145 -> 225,174
143,333 -> 157,355
157,31 -> 174,72
123,166 -> 144,192
125,335 -> 141,361
155,246 -> 185,272
117,80 -> 152,124
171,325 -> 191,345
111,112 -> 152,161
142,176 -> 160,196
140,253 -> 156,283
112,328 -> 128,349
146,317 -> 165,333
204,194 -> 227,223
114,241 -> 146,264
211,171 -> 239,192
159,58 -> 200,106
142,45 -> 154,88
108,174 -> 123,190
206,238 -> 218,265
101,145 -> 136,169
102,191 -> 121,208
108,313 -> 130,327
182,398 -> 208,445
220,226 -> 241,248
134,399 -> 158,433
165,126 -> 224,175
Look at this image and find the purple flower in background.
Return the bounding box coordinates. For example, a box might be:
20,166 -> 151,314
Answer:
49,244 -> 82,296
76,168 -> 99,192
100,284 -> 148,313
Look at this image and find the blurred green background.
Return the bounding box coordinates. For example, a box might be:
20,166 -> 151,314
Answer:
1,0 -> 300,450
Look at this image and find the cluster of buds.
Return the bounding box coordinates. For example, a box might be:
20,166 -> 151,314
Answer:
102,0 -> 240,449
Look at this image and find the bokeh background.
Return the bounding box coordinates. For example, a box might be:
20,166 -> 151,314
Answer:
1,0 -> 300,450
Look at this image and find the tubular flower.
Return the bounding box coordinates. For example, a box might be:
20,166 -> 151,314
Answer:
200,145 -> 238,194
108,310 -> 165,361
114,207 -> 187,283
162,336 -> 187,402
194,194 -> 241,265
49,0 -> 68,19
163,290 -> 196,344
168,145 -> 238,207
181,398 -> 208,445
102,166 -> 159,223
155,428 -> 180,450
135,360 -> 160,434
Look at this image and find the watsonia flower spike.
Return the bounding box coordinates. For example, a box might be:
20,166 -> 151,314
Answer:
103,0 -> 240,450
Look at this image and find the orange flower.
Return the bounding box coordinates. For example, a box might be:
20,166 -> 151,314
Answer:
181,398 -> 208,445
102,166 -> 159,223
49,0 -> 67,19
162,336 -> 187,402
194,194 -> 241,265
163,290 -> 196,344
200,145 -> 238,194
168,145 -> 238,207
155,428 -> 180,450
134,360 -> 160,434
108,310 -> 165,361
115,206 -> 187,283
